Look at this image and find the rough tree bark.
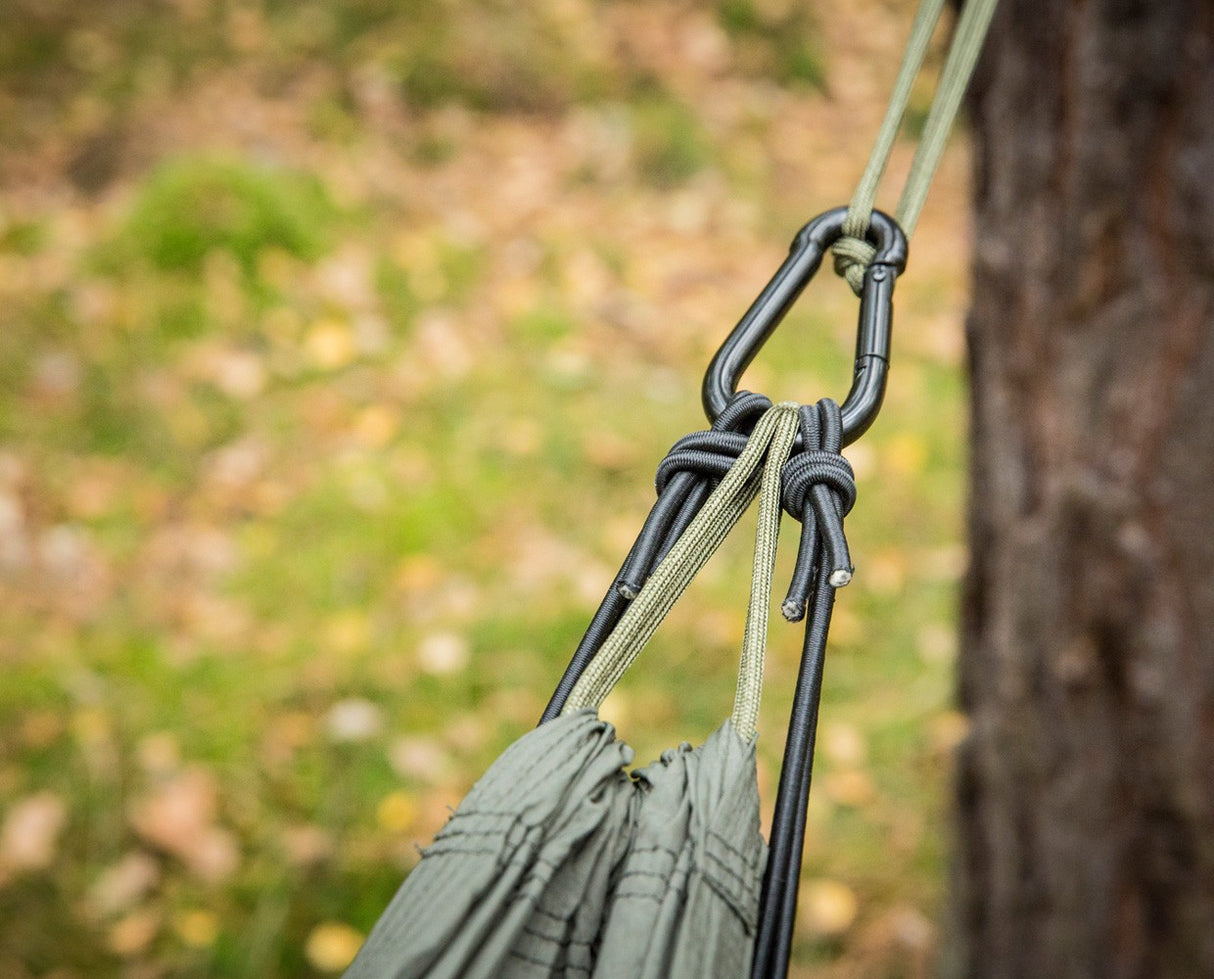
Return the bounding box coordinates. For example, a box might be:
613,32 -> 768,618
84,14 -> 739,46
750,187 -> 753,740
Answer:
951,1 -> 1214,977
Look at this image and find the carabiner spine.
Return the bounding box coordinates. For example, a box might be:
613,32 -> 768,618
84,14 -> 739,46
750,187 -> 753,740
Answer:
840,261 -> 899,443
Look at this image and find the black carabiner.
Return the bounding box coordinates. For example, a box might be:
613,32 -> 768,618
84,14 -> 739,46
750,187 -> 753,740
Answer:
701,206 -> 908,446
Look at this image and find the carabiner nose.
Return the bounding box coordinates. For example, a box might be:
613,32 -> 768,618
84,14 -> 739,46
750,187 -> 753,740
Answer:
701,207 -> 908,446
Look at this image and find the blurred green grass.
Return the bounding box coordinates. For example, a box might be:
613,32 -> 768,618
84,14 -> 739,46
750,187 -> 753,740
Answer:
111,158 -> 336,277
0,1 -> 966,977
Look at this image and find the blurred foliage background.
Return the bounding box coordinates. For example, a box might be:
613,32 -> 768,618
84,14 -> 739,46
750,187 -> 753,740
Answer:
0,0 -> 972,976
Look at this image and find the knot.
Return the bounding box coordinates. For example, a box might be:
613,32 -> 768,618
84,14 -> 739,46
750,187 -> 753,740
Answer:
778,399 -> 856,621
831,235 -> 876,296
781,451 -> 856,521
614,393 -> 857,617
654,429 -> 750,495
616,391 -> 772,598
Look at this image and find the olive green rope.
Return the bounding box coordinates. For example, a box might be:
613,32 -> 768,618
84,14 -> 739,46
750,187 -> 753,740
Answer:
731,404 -> 800,743
834,0 -> 1000,294
563,404 -> 801,744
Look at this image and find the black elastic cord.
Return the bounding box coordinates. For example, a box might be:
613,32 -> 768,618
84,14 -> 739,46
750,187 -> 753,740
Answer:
542,396 -> 855,731
751,562 -> 835,979
540,391 -> 771,722
655,479 -> 711,566
539,556 -> 634,723
617,395 -> 771,597
779,402 -> 855,620
753,398 -> 854,979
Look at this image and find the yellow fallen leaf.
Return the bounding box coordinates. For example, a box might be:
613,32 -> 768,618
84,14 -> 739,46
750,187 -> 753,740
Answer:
822,769 -> 876,807
174,908 -> 220,948
884,432 -> 929,477
305,320 -> 356,370
821,722 -> 867,767
352,405 -> 398,448
799,878 -> 859,936
323,611 -> 371,657
376,791 -> 417,834
306,922 -> 365,973
930,710 -> 971,755
108,908 -> 161,957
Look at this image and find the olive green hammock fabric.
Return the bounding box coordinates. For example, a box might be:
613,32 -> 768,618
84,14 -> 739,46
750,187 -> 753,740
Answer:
344,712 -> 763,979
343,405 -> 801,979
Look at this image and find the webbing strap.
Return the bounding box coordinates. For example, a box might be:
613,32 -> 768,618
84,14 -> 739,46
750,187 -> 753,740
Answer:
562,403 -> 801,744
834,0 -> 999,293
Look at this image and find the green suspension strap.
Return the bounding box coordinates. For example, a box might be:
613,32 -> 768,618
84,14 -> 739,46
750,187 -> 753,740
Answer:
833,0 -> 1001,294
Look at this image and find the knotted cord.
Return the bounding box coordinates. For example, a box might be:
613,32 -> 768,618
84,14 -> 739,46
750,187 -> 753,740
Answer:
561,402 -> 803,742
540,392 -> 773,722
631,394 -> 857,619
618,392 -> 773,599
780,402 -> 856,617
548,394 -> 857,746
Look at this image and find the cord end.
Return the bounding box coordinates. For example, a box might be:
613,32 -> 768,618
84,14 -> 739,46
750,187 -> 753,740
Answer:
828,568 -> 853,588
781,598 -> 806,622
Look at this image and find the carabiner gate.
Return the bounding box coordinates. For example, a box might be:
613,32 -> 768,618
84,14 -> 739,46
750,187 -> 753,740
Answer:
701,206 -> 908,446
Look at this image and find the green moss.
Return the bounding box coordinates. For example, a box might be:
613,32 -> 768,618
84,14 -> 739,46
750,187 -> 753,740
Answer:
115,157 -> 335,275
0,218 -> 46,256
631,96 -> 712,188
509,307 -> 574,344
716,0 -> 827,90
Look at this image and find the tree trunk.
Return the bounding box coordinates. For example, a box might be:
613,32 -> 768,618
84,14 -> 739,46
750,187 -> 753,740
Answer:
951,1 -> 1214,977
